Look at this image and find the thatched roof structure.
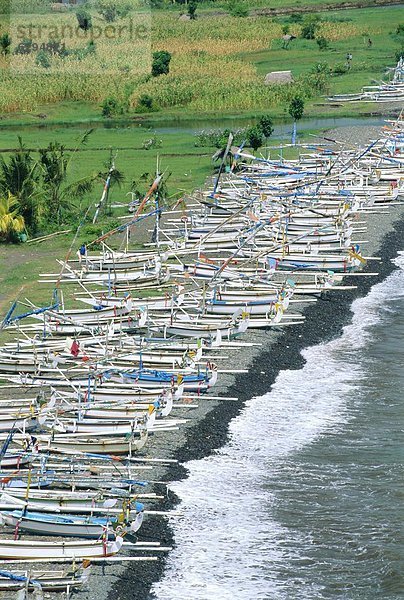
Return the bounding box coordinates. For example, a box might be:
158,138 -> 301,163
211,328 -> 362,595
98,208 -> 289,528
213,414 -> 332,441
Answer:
264,71 -> 294,85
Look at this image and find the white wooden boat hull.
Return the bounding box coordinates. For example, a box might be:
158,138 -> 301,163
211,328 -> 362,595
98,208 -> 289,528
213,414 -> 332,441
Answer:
0,536 -> 123,559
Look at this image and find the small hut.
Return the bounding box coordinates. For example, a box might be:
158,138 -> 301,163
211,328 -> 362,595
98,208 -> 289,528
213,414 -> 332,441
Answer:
264,71 -> 294,85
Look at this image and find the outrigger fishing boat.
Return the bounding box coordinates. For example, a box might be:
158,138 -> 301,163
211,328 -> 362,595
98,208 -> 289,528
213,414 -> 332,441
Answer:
0,536 -> 124,559
0,113 -> 401,594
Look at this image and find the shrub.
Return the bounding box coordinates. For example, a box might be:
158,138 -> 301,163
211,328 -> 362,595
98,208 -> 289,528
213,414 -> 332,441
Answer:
142,135 -> 162,150
396,24 -> 404,35
0,33 -> 11,56
101,82 -> 133,117
333,62 -> 348,75
289,13 -> 303,23
14,38 -> 33,55
311,62 -> 331,75
228,0 -> 249,17
96,1 -> 131,22
117,3 -> 131,18
304,72 -> 329,93
96,1 -> 117,22
194,128 -> 246,148
316,36 -> 329,51
152,50 -> 171,77
301,16 -> 320,40
136,94 -> 158,112
61,41 -> 96,61
76,8 -> 92,32
36,49 -> 51,68
188,0 -> 197,20
246,125 -> 264,151
101,96 -> 119,117
258,115 -> 274,139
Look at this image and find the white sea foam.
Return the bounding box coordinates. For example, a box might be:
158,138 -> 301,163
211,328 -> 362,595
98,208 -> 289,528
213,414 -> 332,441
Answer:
152,253 -> 404,600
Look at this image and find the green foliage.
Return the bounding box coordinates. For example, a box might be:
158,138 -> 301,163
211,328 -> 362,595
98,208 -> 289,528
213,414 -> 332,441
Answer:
0,193 -> 25,243
138,94 -> 153,110
96,1 -> 131,22
97,1 -> 117,22
246,125 -> 264,151
0,137 -> 43,234
395,46 -> 404,62
142,135 -> 163,150
0,2 -> 399,119
13,38 -> 32,56
76,8 -> 92,32
101,83 -> 133,117
38,133 -> 97,225
188,0 -> 197,20
228,0 -> 249,18
301,15 -> 320,40
101,96 -> 119,118
35,49 -> 51,69
311,62 -> 331,75
289,96 -> 304,122
288,13 -> 303,23
0,131 -> 92,232
0,32 -> 11,56
282,25 -> 290,35
81,219 -> 121,247
326,16 -> 352,23
152,50 -> 172,77
303,71 -> 329,93
136,94 -> 158,113
195,128 -> 246,148
390,22 -> 404,48
61,41 -> 96,61
333,62 -> 348,75
258,115 -> 274,139
304,62 -> 330,93
316,36 -> 328,51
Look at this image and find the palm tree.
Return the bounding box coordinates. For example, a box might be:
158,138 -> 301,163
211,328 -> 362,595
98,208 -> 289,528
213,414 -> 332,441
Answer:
0,193 -> 25,242
38,130 -> 97,225
0,137 -> 44,234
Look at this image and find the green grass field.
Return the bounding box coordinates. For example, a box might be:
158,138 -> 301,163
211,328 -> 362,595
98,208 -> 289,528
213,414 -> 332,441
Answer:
0,0 -> 401,319
0,121 -> 326,318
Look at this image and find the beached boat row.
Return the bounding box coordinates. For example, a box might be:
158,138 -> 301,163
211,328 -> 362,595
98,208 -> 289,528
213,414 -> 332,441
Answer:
0,115 -> 402,596
328,58 -> 404,103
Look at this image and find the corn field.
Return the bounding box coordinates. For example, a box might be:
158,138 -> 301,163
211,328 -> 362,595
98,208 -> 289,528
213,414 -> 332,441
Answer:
0,6 -> 396,113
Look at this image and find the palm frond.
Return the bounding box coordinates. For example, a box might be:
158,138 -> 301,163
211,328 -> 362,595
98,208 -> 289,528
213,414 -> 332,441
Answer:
99,168 -> 125,188
63,175 -> 96,200
77,129 -> 94,148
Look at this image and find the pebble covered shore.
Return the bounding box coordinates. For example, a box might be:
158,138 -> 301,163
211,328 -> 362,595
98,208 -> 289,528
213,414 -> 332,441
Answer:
67,122 -> 404,600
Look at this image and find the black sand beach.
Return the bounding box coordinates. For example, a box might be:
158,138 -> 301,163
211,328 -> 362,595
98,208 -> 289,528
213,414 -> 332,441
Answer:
103,211 -> 404,600
76,125 -> 404,600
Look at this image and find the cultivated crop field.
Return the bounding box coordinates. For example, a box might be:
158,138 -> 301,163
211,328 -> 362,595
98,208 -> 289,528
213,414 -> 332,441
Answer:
0,1 -> 401,116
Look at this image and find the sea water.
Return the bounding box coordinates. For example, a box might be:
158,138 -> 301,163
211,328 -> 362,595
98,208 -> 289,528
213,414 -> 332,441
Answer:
152,253 -> 404,600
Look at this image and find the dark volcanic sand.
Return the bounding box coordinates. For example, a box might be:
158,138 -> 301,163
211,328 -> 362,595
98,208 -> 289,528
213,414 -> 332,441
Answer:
105,212 -> 404,600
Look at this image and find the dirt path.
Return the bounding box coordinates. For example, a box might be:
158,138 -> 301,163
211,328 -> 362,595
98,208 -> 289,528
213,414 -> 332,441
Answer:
202,0 -> 402,18
0,245 -> 57,314
253,0 -> 403,16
